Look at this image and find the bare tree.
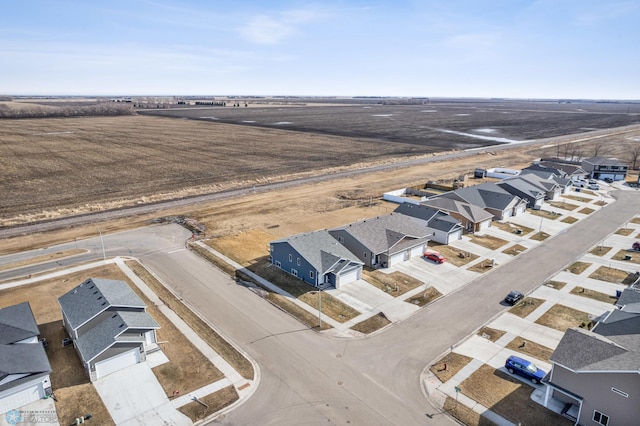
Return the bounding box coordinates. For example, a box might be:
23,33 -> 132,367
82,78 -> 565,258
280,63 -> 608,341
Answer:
593,142 -> 604,157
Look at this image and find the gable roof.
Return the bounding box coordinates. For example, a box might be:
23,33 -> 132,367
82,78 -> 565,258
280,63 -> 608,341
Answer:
331,213 -> 431,254
421,197 -> 494,223
0,344 -> 51,390
444,182 -> 523,211
497,178 -> 546,200
539,161 -> 587,176
0,302 -> 40,344
394,203 -> 463,233
522,163 -> 567,178
615,288 -> 640,312
58,278 -> 146,332
272,230 -> 362,274
74,311 -> 159,363
582,156 -> 626,167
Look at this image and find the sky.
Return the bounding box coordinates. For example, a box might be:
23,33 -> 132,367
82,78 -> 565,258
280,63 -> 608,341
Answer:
1,0 -> 639,99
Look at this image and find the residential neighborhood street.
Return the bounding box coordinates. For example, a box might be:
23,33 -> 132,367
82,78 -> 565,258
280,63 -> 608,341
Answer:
1,190 -> 639,425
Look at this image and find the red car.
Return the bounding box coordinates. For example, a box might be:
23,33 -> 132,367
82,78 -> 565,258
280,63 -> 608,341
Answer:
424,252 -> 446,263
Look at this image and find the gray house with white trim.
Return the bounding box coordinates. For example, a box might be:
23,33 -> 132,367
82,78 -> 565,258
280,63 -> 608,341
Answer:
393,203 -> 463,244
329,213 -> 431,268
439,182 -> 527,220
581,157 -> 628,181
58,278 -> 159,382
0,302 -> 52,414
543,296 -> 640,426
270,230 -> 363,288
421,197 -> 494,233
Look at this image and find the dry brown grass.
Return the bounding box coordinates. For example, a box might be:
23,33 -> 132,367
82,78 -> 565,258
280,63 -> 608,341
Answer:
362,269 -> 424,295
611,249 -> 640,264
588,266 -> 639,284
562,194 -> 591,203
0,248 -> 87,273
177,385 -> 239,421
561,216 -> 579,224
404,286 -> 442,307
579,207 -> 595,215
529,231 -> 551,241
631,217 -> 640,224
505,338 -> 554,362
570,286 -> 617,304
527,209 -> 561,220
544,280 -> 567,290
615,228 -> 634,236
469,234 -> 508,250
428,243 -> 479,266
460,365 -> 572,426
430,352 -> 474,383
467,259 -> 497,273
265,293 -> 332,330
206,229 -> 275,265
477,327 -> 506,342
535,304 -> 591,332
491,221 -> 534,235
126,261 -> 254,380
351,312 -> 391,334
566,261 -> 592,274
502,244 -> 527,256
594,200 -> 608,206
508,297 -> 545,318
298,290 -> 361,323
443,396 -> 498,426
589,246 -> 613,256
548,201 -> 579,211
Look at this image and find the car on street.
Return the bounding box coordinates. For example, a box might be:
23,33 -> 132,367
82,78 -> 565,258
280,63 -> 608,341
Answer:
573,181 -> 586,188
423,252 -> 446,264
588,179 -> 598,184
505,355 -> 546,384
504,290 -> 524,305
588,183 -> 600,190
604,177 -> 614,183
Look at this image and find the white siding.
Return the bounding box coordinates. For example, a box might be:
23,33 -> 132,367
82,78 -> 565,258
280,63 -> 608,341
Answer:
95,348 -> 139,379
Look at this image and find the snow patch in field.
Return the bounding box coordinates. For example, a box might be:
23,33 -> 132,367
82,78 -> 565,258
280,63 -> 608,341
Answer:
627,136 -> 640,141
580,127 -> 599,131
454,113 -> 470,116
273,122 -> 292,125
473,128 -> 497,134
363,106 -> 372,109
372,114 -> 394,117
434,128 -> 520,144
242,120 -> 256,123
421,110 -> 437,113
199,116 -> 218,120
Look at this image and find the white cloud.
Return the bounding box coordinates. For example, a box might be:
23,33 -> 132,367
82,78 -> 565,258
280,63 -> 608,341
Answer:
240,7 -> 324,45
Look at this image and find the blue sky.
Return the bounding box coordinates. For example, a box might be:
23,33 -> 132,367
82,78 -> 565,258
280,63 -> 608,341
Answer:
1,0 -> 638,99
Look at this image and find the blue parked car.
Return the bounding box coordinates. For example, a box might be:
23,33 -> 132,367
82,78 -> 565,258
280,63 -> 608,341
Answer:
505,355 -> 546,384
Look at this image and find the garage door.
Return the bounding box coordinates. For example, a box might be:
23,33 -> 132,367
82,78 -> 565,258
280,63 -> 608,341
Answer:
389,251 -> 406,267
337,268 -> 360,286
410,244 -> 425,259
449,230 -> 462,242
95,348 -> 140,379
0,385 -> 40,413
478,220 -> 491,231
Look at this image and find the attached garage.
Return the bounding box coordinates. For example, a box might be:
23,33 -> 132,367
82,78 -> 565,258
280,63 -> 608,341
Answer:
94,348 -> 140,379
478,219 -> 491,231
389,250 -> 407,267
410,244 -> 425,259
337,267 -> 360,287
0,382 -> 43,414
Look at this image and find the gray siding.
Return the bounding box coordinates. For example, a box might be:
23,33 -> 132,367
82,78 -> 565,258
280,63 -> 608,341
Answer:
551,365 -> 639,426
328,230 -> 374,266
270,242 -> 318,286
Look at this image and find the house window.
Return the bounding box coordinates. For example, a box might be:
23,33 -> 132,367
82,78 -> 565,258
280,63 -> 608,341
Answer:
289,254 -> 292,262
338,236 -> 344,243
275,261 -> 281,267
364,252 -> 367,258
291,269 -> 298,277
310,271 -> 314,279
270,246 -> 273,252
611,387 -> 629,398
593,410 -> 609,426
297,258 -> 300,266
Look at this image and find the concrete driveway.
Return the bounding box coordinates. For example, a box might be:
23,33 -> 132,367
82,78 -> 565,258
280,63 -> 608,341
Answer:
94,362 -> 191,426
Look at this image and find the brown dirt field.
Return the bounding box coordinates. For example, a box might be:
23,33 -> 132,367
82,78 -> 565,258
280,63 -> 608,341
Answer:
535,304 -> 591,332
502,244 -> 527,256
561,216 -> 579,223
589,266 -> 639,284
508,297 -> 546,318
505,338 -> 554,361
477,327 -> 506,342
544,280 -> 567,290
615,228 -> 634,236
469,234 -> 508,250
351,312 -> 391,334
589,246 -> 612,256
570,286 -> 617,304
566,261 -> 591,274
611,249 -> 640,264
460,364 -> 572,426
404,286 -> 442,307
430,352 -> 474,383
362,269 -> 424,295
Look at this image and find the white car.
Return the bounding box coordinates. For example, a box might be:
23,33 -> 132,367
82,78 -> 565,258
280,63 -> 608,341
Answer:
588,183 -> 600,190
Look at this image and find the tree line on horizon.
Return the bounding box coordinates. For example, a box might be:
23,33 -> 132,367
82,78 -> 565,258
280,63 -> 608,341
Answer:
0,102 -> 135,118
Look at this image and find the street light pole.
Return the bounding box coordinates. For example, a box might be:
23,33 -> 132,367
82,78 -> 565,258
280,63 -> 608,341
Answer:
317,288 -> 322,328
98,228 -> 106,261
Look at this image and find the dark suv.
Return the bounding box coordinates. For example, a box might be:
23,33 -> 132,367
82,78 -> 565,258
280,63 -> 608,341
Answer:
504,291 -> 524,305
505,355 -> 546,384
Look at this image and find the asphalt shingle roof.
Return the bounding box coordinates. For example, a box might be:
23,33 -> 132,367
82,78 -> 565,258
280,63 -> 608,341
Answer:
394,203 -> 462,233
272,230 -> 362,274
0,302 -> 40,344
421,197 -> 493,223
58,278 -> 146,331
331,213 -> 430,254
444,182 -> 522,211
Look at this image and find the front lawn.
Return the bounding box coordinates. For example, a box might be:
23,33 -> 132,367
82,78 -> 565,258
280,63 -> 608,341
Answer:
589,266 -> 639,284
509,297 -> 545,318
469,234 -> 508,250
404,286 -> 442,307
566,261 -> 591,274
535,304 -> 591,332
363,269 -> 424,295
570,286 -> 616,304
